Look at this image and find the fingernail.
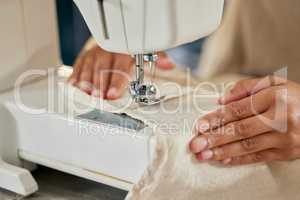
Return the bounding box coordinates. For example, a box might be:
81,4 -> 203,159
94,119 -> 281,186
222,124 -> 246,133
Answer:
201,150 -> 214,160
190,137 -> 208,153
197,120 -> 210,133
68,79 -> 76,85
107,88 -> 118,99
157,58 -> 175,69
92,90 -> 101,98
79,82 -> 92,92
218,97 -> 226,105
222,158 -> 232,165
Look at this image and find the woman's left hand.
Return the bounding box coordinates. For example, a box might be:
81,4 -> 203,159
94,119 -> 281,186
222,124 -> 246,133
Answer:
190,76 -> 300,165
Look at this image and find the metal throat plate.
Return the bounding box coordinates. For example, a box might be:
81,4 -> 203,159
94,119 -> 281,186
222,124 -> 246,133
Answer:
76,109 -> 146,131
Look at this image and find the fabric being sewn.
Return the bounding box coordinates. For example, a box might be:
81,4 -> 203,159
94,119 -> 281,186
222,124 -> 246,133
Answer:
125,94 -> 300,200
63,82 -> 300,200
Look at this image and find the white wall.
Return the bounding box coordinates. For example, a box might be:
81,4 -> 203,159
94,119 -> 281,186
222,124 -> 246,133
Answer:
0,0 -> 61,92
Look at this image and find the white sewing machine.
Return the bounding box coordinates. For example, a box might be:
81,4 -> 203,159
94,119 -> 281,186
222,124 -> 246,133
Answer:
74,0 -> 224,104
0,0 -> 224,196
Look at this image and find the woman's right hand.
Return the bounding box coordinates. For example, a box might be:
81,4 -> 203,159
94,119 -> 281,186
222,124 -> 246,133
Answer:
68,45 -> 175,100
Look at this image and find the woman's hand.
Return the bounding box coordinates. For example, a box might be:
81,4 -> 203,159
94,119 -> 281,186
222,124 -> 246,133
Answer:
190,76 -> 300,165
68,45 -> 174,100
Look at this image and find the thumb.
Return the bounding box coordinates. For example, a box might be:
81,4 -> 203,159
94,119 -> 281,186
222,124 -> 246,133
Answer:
219,76 -> 286,105
156,52 -> 175,70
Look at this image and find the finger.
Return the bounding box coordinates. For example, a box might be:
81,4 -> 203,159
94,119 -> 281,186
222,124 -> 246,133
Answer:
68,56 -> 84,85
290,148 -> 300,159
198,132 -> 286,161
156,52 -> 175,70
92,53 -> 113,98
227,149 -> 285,165
225,147 -> 300,165
190,111 -> 275,153
106,54 -> 133,100
196,88 -> 273,134
219,76 -> 286,105
78,56 -> 95,95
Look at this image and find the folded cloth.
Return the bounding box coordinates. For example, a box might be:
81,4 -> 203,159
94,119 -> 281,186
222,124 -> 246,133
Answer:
125,94 -> 300,200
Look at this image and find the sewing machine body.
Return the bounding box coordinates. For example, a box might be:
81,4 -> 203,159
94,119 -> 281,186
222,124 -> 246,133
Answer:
0,0 -> 153,196
0,0 -> 224,196
0,69 -> 154,195
74,0 -> 224,104
73,0 -> 224,54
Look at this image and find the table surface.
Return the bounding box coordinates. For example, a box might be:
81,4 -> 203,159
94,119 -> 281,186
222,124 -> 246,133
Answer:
0,166 -> 127,200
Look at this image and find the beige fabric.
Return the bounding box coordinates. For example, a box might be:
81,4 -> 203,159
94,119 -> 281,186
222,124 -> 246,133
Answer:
124,94 -> 300,200
63,75 -> 300,200
199,0 -> 300,82
125,2 -> 300,199
69,2 -> 300,197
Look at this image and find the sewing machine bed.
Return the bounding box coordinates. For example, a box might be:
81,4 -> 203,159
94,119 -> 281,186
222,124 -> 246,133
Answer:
0,66 -> 156,193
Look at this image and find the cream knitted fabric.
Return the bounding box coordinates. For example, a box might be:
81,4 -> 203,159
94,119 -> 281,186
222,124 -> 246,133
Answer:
63,75 -> 300,200
125,95 -> 300,200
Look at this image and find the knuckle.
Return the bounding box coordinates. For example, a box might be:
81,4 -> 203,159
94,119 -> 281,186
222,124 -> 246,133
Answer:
252,153 -> 263,162
287,149 -> 300,160
224,123 -> 235,136
286,133 -> 299,147
276,134 -> 290,148
213,148 -> 225,160
277,151 -> 290,161
240,138 -> 257,152
213,109 -> 226,127
234,121 -> 249,138
231,156 -> 242,165
287,110 -> 299,128
206,134 -> 217,146
205,109 -> 226,129
228,102 -> 247,120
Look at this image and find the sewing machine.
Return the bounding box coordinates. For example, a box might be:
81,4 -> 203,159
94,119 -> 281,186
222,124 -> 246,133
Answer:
0,0 -> 224,196
73,0 -> 224,104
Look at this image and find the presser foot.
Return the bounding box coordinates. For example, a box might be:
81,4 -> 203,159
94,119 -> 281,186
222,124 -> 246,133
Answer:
129,53 -> 165,106
129,81 -> 165,106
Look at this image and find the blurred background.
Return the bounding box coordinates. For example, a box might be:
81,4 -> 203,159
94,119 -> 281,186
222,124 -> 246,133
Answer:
56,0 -> 207,71
56,0 -> 90,66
